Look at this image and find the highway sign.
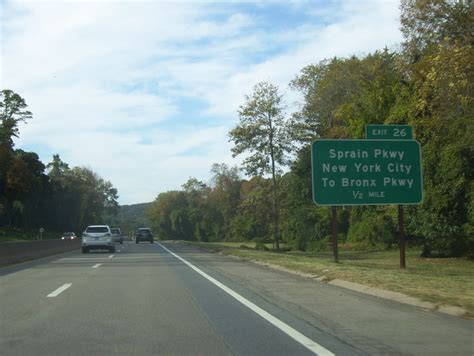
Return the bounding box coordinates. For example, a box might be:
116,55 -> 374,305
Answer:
311,140 -> 423,205
365,125 -> 413,140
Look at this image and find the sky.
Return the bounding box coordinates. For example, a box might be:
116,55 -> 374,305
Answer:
1,0 -> 403,205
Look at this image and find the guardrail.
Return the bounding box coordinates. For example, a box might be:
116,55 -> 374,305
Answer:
0,239 -> 81,267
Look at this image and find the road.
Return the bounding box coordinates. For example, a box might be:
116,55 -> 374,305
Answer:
1,241 -> 472,355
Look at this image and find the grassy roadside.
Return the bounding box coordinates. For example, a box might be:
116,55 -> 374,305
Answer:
181,241 -> 474,314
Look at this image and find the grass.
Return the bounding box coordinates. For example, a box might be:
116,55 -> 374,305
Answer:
181,241 -> 474,314
0,227 -> 62,242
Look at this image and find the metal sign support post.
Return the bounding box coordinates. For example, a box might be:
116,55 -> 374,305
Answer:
398,205 -> 406,269
331,206 -> 339,263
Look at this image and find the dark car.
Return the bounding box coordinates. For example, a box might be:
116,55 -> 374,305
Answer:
61,232 -> 77,240
135,228 -> 153,244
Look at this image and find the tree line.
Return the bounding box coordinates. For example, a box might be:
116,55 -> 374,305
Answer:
146,0 -> 473,257
0,90 -> 119,236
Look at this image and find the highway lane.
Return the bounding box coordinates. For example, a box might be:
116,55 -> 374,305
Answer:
0,242 -> 348,355
1,241 -> 473,355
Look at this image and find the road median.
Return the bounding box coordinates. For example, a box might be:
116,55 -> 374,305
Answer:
0,239 -> 81,267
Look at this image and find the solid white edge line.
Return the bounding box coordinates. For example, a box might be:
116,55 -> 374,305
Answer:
47,283 -> 72,297
156,242 -> 334,356
92,263 -> 102,268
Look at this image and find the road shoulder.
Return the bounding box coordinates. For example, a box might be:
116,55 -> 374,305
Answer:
165,241 -> 474,356
177,241 -> 472,319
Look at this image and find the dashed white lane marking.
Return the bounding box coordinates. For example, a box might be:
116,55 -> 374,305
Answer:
156,242 -> 334,356
108,255 -> 114,258
92,263 -> 102,268
47,283 -> 72,298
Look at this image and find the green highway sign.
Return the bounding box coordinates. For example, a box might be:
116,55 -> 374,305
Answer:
366,125 -> 413,140
311,140 -> 423,206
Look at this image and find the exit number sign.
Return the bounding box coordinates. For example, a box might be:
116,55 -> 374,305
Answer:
366,125 -> 413,140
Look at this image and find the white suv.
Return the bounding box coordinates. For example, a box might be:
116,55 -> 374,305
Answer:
82,225 -> 115,253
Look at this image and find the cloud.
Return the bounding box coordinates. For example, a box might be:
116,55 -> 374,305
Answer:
197,0 -> 403,117
2,0 -> 402,204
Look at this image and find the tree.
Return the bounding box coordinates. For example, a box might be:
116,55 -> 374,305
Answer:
290,50 -> 408,141
182,177 -> 210,241
209,163 -> 241,240
0,90 -> 32,147
5,155 -> 33,225
5,150 -> 48,226
399,0 -> 474,256
289,57 -> 362,140
229,81 -> 291,249
65,167 -> 119,229
400,0 -> 473,61
0,90 -> 33,225
146,191 -> 192,240
234,176 -> 273,242
46,154 -> 70,179
41,161 -> 119,232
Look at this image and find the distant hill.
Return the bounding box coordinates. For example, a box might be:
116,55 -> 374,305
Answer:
104,202 -> 152,236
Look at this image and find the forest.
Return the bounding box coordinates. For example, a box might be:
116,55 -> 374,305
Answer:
145,0 -> 473,257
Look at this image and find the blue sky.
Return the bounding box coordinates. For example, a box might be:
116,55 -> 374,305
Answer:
1,0 -> 402,204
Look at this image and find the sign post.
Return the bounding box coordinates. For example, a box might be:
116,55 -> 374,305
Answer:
39,227 -> 45,240
331,206 -> 339,263
398,205 -> 406,268
311,138 -> 423,267
365,125 -> 414,268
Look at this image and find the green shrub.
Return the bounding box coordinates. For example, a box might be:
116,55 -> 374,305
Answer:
347,210 -> 397,248
254,238 -> 270,251
306,236 -> 331,252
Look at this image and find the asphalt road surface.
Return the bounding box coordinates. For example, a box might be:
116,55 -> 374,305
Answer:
1,241 -> 472,355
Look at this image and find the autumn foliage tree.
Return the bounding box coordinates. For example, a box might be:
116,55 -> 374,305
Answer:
229,81 -> 291,249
